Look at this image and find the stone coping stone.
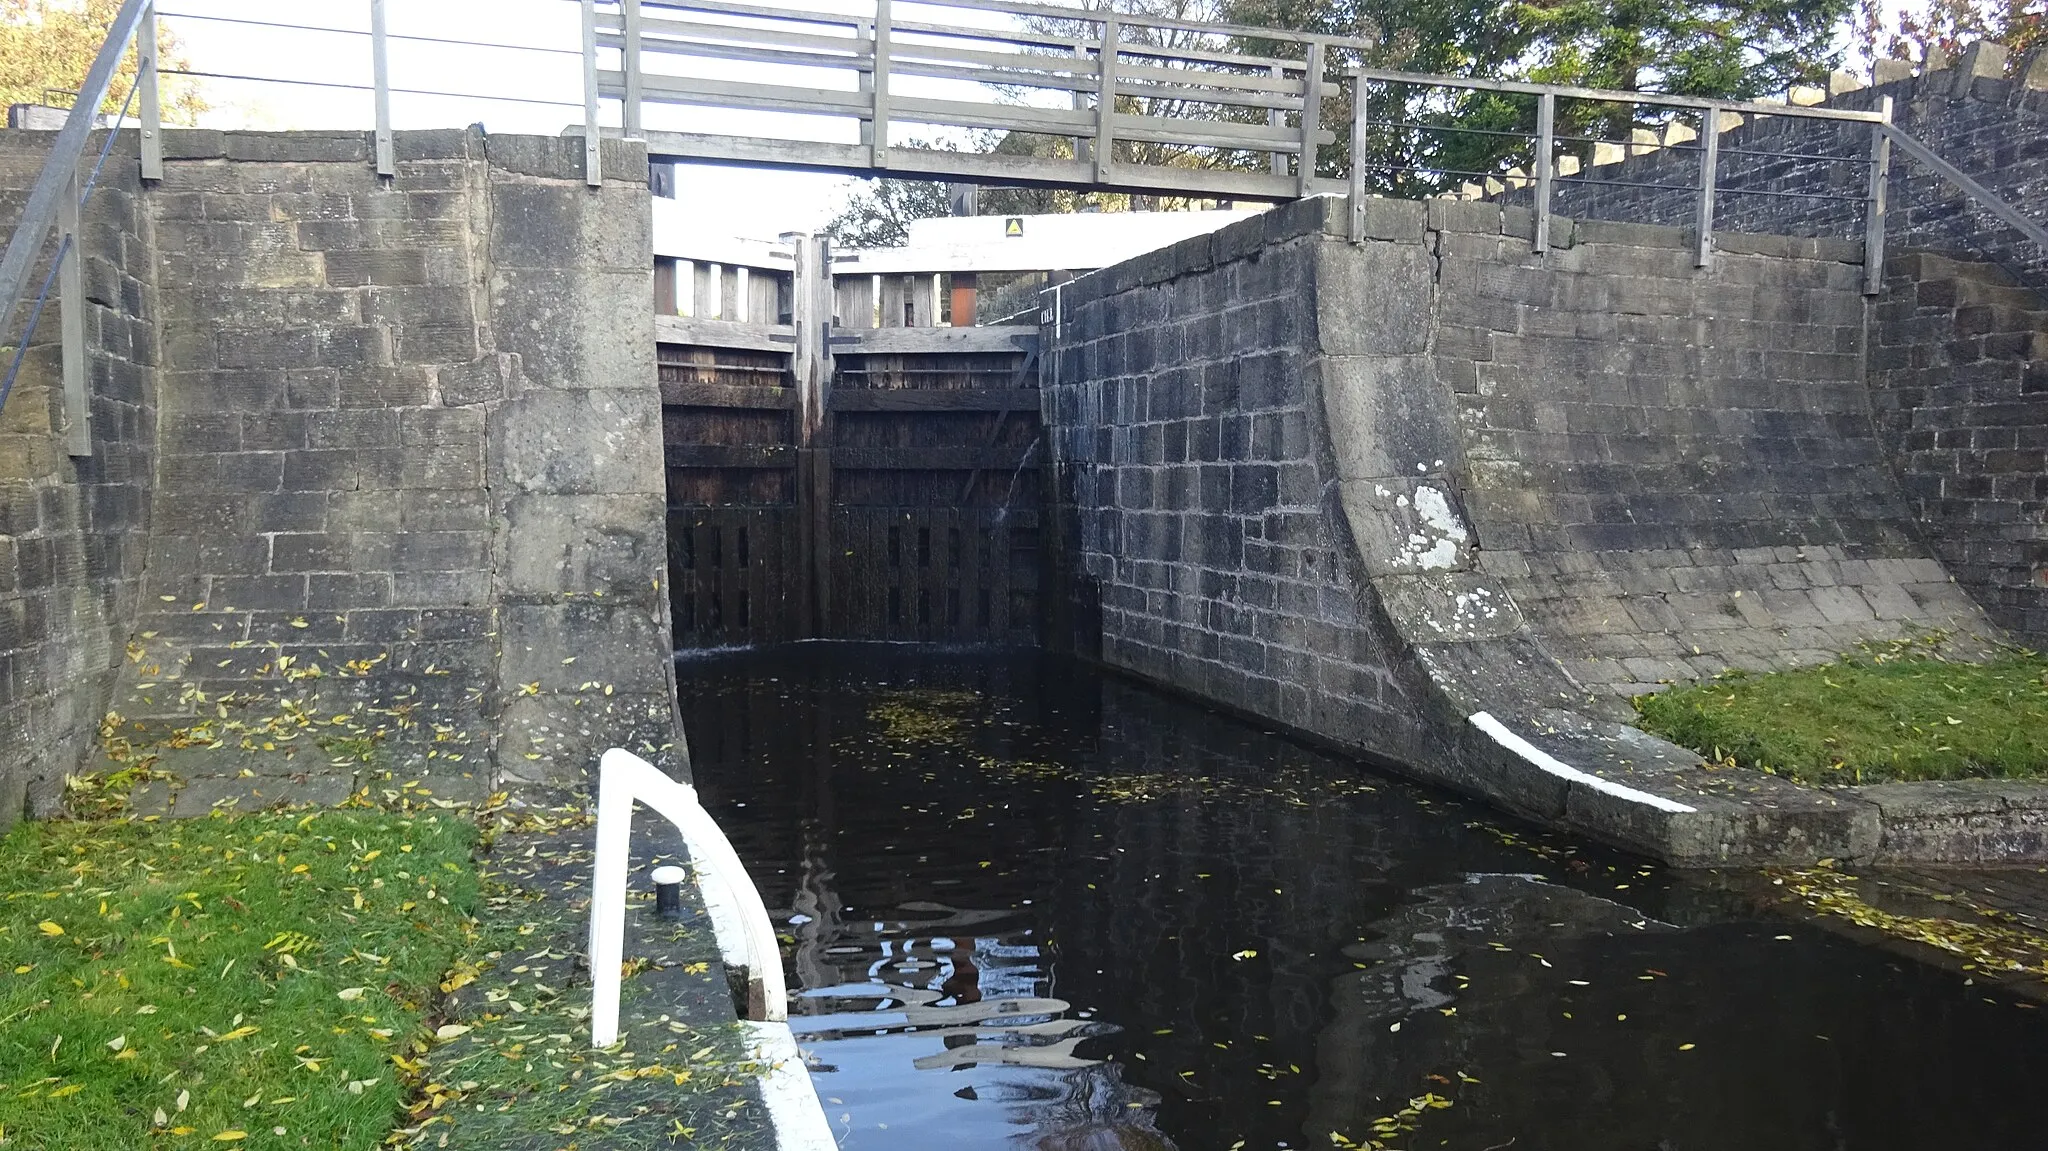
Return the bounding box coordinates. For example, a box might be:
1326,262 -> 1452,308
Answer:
1844,779 -> 2048,863
1497,711 -> 2048,867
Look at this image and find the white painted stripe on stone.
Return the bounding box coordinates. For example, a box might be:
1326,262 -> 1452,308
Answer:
1469,711 -> 1697,814
741,1020 -> 840,1151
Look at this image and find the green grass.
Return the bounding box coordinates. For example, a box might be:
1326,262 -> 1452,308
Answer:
0,809 -> 479,1149
1634,651 -> 2048,786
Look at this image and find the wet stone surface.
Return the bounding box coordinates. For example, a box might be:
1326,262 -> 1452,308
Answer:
678,644 -> 2048,1151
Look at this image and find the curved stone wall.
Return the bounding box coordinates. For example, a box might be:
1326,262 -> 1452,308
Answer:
1046,196 -> 2000,864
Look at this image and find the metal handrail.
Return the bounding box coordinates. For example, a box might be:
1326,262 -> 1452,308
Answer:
589,747 -> 788,1046
1344,67 -> 2048,299
0,0 -> 152,402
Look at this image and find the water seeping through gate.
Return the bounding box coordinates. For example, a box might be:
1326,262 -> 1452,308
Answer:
678,644 -> 2048,1151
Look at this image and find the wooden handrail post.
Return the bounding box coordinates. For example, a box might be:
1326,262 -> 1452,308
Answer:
1346,72 -> 1367,240
371,0 -> 394,176
1533,89 -> 1554,253
59,162 -> 88,457
1270,63 -> 1287,176
872,0 -> 891,169
1298,40 -> 1323,197
857,17 -> 875,149
1095,13 -> 1117,183
623,0 -> 644,139
1695,104 -> 1718,267
138,1 -> 161,181
581,0 -> 602,186
1865,96 -> 1893,296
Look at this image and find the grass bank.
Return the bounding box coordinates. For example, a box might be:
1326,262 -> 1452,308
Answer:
1633,650 -> 2048,786
0,809 -> 475,1148
0,802 -> 766,1150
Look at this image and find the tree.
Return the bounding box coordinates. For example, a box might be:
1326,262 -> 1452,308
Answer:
823,173 -> 950,249
0,0 -> 205,123
1855,0 -> 2045,64
1228,0 -> 1852,193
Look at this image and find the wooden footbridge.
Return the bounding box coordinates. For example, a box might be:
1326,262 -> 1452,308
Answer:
586,0 -> 1372,202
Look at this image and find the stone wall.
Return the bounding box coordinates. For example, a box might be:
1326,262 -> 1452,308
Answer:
0,131 -> 159,826
1870,251 -> 2048,644
115,128 -> 675,799
1045,205 -> 1445,770
1497,46 -> 2048,295
1046,196 -> 1996,864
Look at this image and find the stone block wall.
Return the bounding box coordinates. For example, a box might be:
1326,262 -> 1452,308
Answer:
0,131 -> 159,825
116,128 -> 674,797
1045,196 -> 1998,862
1394,206 -> 1987,700
1045,200 -> 1446,770
1870,251 -> 2048,644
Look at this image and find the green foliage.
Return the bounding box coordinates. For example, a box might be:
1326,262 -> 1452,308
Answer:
1228,0 -> 1851,191
1633,651 -> 2048,785
0,0 -> 205,122
823,174 -> 952,249
1856,0 -> 2046,69
0,810 -> 477,1149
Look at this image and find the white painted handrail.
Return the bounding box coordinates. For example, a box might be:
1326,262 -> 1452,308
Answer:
589,747 -> 787,1048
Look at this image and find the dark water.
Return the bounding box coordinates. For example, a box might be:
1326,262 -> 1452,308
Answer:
676,644 -> 2048,1151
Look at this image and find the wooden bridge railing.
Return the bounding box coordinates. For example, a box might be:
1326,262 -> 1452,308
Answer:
588,0 -> 1371,201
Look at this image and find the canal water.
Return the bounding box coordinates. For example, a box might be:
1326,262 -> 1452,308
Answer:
677,644 -> 2048,1151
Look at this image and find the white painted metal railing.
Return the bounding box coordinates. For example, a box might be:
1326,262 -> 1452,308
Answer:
587,748 -> 837,1149
588,747 -> 786,1044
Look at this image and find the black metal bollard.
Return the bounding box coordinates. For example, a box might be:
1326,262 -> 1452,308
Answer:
652,864 -> 686,917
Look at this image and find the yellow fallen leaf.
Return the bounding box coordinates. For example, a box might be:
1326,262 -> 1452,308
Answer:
49,1084 -> 83,1099
434,1024 -> 472,1041
218,1026 -> 260,1042
212,1132 -> 247,1142
38,921 -> 64,937
337,987 -> 366,1001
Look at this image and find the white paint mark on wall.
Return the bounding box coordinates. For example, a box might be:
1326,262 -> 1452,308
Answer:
1469,711 -> 1698,814
1394,484 -> 1466,571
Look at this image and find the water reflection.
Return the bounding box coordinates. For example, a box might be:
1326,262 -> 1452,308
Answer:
677,645 -> 2048,1151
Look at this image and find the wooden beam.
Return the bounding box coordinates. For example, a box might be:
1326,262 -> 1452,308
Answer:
834,446 -> 1040,470
639,129 -> 1346,200
829,388 -> 1038,412
662,382 -> 798,408
666,444 -> 798,468
657,314 -> 796,352
829,325 -> 1037,354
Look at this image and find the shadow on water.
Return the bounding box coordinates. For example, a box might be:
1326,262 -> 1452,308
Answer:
676,644 -> 2048,1151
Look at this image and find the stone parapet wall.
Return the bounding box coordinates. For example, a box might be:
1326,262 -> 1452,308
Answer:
0,131 -> 160,825
121,128 -> 675,794
0,126 -> 674,823
1493,46 -> 2048,296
